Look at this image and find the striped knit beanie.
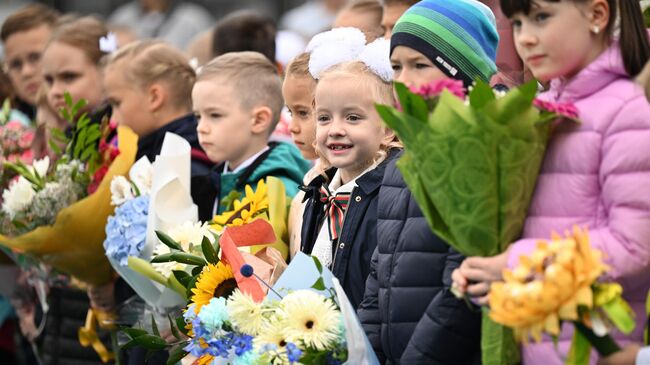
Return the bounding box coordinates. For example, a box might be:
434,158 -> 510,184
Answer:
391,0 -> 499,86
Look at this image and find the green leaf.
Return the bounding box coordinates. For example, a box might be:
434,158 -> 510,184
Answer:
172,270 -> 192,288
201,236 -> 219,265
64,92 -> 73,110
168,314 -> 182,340
170,252 -> 207,266
311,277 -> 326,291
191,266 -> 202,276
73,99 -> 88,114
156,231 -> 182,251
394,82 -> 428,121
120,338 -> 141,351
469,79 -> 495,109
131,334 -> 168,351
150,252 -> 176,263
166,345 -> 188,365
481,312 -> 520,365
602,297 -> 636,335
186,275 -> 200,299
120,327 -> 148,340
151,314 -> 160,337
566,325 -> 591,365
312,256 -> 323,274
175,316 -> 190,337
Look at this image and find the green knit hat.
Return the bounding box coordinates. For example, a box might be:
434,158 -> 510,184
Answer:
391,0 -> 499,86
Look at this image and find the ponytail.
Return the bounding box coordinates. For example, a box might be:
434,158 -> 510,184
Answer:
616,0 -> 650,77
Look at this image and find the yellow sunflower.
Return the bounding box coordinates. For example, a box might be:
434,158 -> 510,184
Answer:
211,179 -> 269,231
280,290 -> 341,351
191,262 -> 237,312
488,226 -> 608,343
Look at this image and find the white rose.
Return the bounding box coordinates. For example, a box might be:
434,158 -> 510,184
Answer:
2,176 -> 36,219
110,176 -> 135,206
31,156 -> 50,178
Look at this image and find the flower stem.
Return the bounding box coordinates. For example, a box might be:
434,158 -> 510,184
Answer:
573,322 -> 620,357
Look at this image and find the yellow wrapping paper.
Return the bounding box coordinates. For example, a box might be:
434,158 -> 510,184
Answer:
0,126 -> 138,286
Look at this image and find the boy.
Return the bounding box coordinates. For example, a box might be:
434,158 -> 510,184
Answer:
333,0 -> 384,41
358,1 -> 499,364
211,10 -> 277,65
191,51 -> 310,258
1,4 -> 59,119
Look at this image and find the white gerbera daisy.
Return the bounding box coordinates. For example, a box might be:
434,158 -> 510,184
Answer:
227,289 -> 267,336
2,176 -> 36,218
279,290 -> 341,351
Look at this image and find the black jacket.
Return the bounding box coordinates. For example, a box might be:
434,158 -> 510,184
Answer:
300,149 -> 398,309
357,150 -> 481,365
136,113 -> 213,175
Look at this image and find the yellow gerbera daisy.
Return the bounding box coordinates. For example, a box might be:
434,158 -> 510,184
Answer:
488,226 -> 608,343
191,262 -> 237,312
210,179 -> 269,231
227,289 -> 267,336
280,290 -> 341,351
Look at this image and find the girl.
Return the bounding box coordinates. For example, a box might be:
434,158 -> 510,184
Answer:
283,52 -> 320,258
38,16 -> 116,365
102,40 -> 212,174
357,1 -> 498,363
452,1 -> 650,364
299,38 -> 401,309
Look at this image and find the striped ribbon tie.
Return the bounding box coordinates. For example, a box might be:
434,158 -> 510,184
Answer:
319,185 -> 351,241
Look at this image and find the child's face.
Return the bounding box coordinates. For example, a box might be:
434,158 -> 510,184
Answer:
382,4 -> 411,38
315,75 -> 393,183
391,46 -> 448,89
282,75 -> 318,160
3,24 -> 51,105
103,64 -> 154,137
510,0 -> 605,82
42,41 -> 104,114
193,78 -> 256,167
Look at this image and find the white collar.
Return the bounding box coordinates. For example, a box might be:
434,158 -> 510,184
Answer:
223,146 -> 270,174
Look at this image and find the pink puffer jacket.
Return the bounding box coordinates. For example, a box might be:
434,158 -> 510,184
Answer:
506,42 -> 650,364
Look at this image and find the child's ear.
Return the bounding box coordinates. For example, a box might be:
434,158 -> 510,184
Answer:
381,127 -> 397,146
250,106 -> 273,135
588,0 -> 610,35
147,84 -> 166,113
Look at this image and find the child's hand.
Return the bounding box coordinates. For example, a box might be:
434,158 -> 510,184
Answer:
597,344 -> 641,365
451,252 -> 509,305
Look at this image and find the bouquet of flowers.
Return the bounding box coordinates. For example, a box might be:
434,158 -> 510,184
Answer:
488,226 -> 635,364
375,79 -> 580,365
105,133 -> 202,311
0,99 -> 35,190
0,93 -> 138,286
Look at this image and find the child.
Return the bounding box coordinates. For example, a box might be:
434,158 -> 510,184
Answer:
299,38 -> 401,309
1,4 -> 59,120
381,0 -> 419,38
191,51 -> 310,259
38,16 -> 116,365
102,40 -> 212,174
212,10 -> 277,66
452,1 -> 650,364
283,52 -> 321,258
357,1 -> 499,363
333,0 -> 384,41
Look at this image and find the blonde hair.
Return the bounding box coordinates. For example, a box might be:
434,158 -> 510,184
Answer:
197,51 -> 283,128
315,61 -> 401,173
49,16 -> 108,65
103,40 -> 196,110
285,52 -> 312,79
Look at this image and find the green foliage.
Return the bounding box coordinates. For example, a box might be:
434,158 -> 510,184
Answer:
155,230 -> 182,251
201,235 -> 219,265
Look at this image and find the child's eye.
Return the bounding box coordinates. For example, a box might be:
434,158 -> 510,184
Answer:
317,114 -> 330,123
209,113 -> 221,119
43,75 -> 53,86
510,19 -> 522,29
61,72 -> 79,83
534,12 -> 550,23
347,114 -> 362,122
391,64 -> 402,72
193,113 -> 201,121
297,110 -> 310,118
415,63 -> 430,70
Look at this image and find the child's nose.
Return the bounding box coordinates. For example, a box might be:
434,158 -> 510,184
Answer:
327,118 -> 347,137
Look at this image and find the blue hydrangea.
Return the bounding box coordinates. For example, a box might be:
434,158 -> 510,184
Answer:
197,297 -> 229,332
103,195 -> 149,266
206,336 -> 232,358
192,316 -> 209,339
184,338 -> 205,358
285,342 -> 302,364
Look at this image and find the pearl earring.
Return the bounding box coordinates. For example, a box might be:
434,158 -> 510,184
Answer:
592,25 -> 600,34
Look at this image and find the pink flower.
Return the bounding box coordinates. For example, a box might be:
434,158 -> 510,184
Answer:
88,165 -> 109,195
533,99 -> 579,119
18,131 -> 34,149
5,121 -> 23,131
409,79 -> 466,99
